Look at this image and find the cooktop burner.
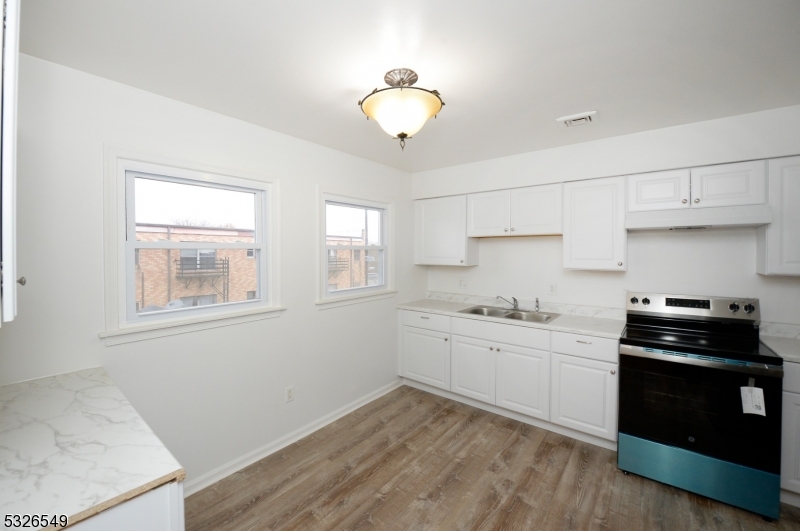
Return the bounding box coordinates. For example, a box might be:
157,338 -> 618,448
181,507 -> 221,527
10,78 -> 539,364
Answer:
620,292 -> 782,366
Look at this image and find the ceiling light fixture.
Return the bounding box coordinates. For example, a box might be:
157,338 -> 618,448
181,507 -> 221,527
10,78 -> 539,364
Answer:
556,110 -> 597,127
358,68 -> 444,150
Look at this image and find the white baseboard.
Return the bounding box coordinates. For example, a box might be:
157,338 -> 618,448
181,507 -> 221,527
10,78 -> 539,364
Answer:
402,378 -> 617,452
782,489 -> 800,508
183,378 -> 403,497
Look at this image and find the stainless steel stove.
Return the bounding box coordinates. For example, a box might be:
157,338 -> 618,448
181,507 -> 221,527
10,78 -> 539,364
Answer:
617,292 -> 783,519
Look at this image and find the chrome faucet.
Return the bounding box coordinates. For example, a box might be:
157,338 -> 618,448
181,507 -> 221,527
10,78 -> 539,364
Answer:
535,297 -> 539,312
497,295 -> 518,309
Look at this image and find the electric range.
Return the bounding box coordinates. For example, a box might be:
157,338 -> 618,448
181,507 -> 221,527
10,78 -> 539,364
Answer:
617,292 -> 783,519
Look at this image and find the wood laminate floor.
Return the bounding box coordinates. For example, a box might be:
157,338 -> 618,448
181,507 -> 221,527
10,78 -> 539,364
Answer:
185,386 -> 800,531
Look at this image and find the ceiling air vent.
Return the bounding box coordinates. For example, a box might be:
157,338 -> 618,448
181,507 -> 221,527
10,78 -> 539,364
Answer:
556,111 -> 597,127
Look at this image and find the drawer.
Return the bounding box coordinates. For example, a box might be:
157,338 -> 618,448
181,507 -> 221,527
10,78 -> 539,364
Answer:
785,362 -> 800,394
451,317 -> 550,351
552,332 -> 618,363
401,310 -> 451,333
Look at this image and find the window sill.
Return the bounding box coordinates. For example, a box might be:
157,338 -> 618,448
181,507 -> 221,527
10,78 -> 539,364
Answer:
99,306 -> 286,346
315,290 -> 397,310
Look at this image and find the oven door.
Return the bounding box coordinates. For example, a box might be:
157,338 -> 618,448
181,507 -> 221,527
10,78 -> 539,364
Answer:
618,345 -> 782,474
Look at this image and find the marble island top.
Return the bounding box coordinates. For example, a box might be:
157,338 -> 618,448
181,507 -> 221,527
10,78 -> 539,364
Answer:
0,368 -> 184,526
398,299 -> 626,339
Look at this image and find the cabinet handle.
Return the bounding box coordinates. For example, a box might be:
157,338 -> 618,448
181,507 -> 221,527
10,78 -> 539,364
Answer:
17,277 -> 26,286
497,348 -> 501,352
460,260 -> 464,263
576,340 -> 592,345
611,370 -> 616,375
504,228 -> 509,232
694,198 -> 700,203
444,338 -> 448,342
510,228 -> 515,232
420,316 -> 429,319
682,199 -> 688,204
617,262 -> 623,267
490,347 -> 494,350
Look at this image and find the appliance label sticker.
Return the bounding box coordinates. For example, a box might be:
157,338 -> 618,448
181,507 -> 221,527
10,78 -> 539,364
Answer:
741,386 -> 766,416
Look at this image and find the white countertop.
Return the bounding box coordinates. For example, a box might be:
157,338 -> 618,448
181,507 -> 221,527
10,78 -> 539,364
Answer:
398,299 -> 626,339
762,335 -> 800,364
0,368 -> 184,526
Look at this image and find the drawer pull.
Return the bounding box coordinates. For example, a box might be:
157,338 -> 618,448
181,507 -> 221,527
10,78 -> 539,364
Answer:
444,338 -> 448,342
420,316 -> 429,320
497,348 -> 501,352
576,340 -> 592,345
611,370 -> 616,375
490,347 -> 494,350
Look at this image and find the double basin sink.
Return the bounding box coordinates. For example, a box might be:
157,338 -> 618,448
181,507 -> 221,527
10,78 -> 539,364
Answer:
457,305 -> 559,323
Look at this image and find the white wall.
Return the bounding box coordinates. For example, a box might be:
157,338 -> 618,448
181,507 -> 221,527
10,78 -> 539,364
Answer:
0,55 -> 425,484
428,230 -> 800,324
416,106 -> 800,325
413,104 -> 800,199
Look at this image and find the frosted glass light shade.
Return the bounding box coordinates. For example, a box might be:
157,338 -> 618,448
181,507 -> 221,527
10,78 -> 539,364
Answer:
361,88 -> 442,138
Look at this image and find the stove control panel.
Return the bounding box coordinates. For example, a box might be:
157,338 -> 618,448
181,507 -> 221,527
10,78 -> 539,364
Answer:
626,291 -> 760,322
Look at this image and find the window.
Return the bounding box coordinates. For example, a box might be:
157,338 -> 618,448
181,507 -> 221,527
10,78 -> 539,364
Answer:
322,195 -> 389,301
124,168 -> 270,324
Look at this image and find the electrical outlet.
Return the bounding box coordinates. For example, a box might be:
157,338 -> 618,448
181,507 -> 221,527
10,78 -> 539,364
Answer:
458,278 -> 468,289
285,386 -> 294,402
548,283 -> 558,295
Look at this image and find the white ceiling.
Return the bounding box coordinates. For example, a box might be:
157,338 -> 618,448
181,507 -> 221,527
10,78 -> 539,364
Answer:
20,1 -> 800,173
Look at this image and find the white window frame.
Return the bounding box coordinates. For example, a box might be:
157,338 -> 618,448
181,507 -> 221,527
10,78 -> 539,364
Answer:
316,191 -> 396,309
101,147 -> 283,345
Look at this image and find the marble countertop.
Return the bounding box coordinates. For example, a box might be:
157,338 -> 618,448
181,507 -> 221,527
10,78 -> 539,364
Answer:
398,299 -> 626,339
0,368 -> 184,526
761,336 -> 800,364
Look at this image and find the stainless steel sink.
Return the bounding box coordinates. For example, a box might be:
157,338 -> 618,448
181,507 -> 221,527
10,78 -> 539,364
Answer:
504,311 -> 558,323
457,305 -> 559,323
459,305 -> 513,317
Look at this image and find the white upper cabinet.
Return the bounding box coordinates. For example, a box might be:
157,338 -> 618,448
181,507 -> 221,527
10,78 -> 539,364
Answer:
627,169 -> 690,212
757,156 -> 800,276
690,160 -> 766,209
467,184 -> 563,237
415,196 -> 478,266
510,184 -> 563,235
563,177 -> 627,271
467,190 -> 510,237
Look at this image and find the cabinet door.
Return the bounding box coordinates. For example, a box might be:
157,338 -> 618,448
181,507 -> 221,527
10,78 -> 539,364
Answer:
72,482 -> 184,531
415,196 -> 478,266
782,391 -> 800,493
402,326 -> 451,390
757,156 -> 800,276
509,184 -> 563,235
451,335 -> 496,404
690,160 -> 766,208
551,353 -> 618,441
563,177 -> 626,271
467,190 -> 510,237
496,343 -> 550,420
627,169 -> 690,212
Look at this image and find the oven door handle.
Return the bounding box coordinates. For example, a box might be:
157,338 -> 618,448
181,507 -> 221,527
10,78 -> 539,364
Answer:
619,344 -> 784,378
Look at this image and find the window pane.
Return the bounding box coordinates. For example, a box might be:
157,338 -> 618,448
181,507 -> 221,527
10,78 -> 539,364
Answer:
326,248 -> 384,292
134,177 -> 256,243
135,248 -> 259,314
325,202 -> 382,246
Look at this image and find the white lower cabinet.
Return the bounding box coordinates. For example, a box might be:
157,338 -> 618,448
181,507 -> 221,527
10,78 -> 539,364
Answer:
451,335 -> 496,404
401,325 -> 451,391
496,343 -> 550,420
782,391 -> 800,493
73,481 -> 184,531
550,353 -> 618,441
